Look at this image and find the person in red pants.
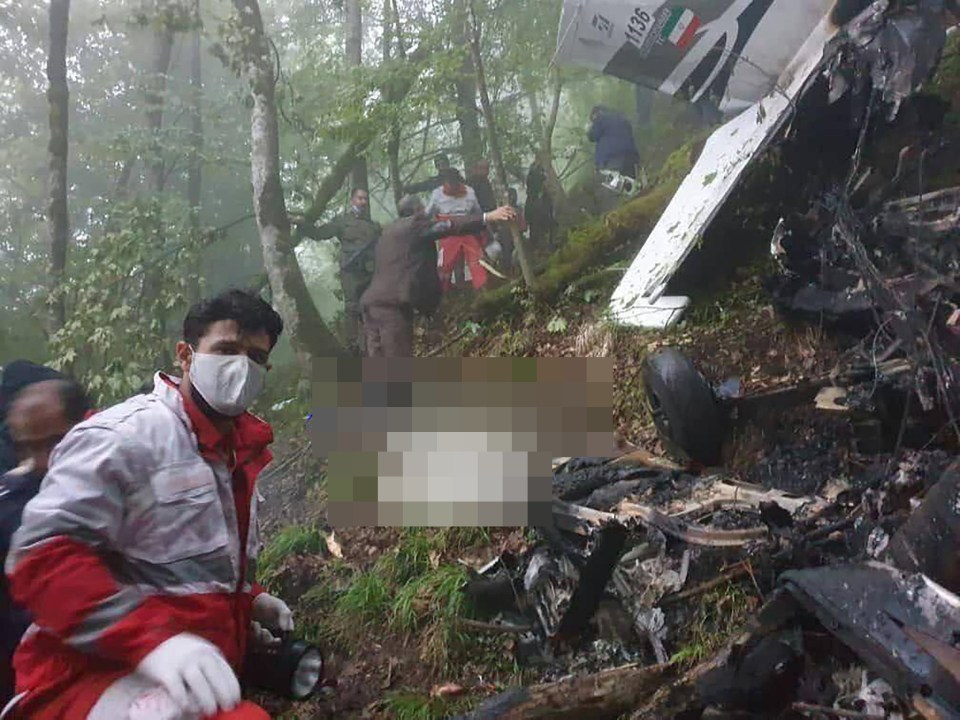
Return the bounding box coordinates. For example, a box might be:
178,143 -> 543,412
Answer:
4,290 -> 292,720
425,168 -> 491,292
436,223 -> 488,291
361,195 -> 515,357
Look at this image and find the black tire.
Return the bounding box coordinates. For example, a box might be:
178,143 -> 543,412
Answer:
642,348 -> 725,466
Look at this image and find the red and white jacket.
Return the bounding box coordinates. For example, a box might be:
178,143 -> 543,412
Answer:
4,373 -> 273,719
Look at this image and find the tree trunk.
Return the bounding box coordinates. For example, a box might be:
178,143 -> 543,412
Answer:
538,69 -> 568,214
187,0 -> 203,305
115,157 -> 136,202
345,0 -> 368,197
230,0 -> 346,373
383,0 -> 403,204
453,0 -> 483,168
387,124 -> 403,204
142,0 -> 175,368
47,0 -> 70,335
526,87 -> 545,145
466,0 -> 535,289
145,2 -> 174,196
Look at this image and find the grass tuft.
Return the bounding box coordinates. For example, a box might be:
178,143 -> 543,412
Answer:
306,530 -> 477,670
330,570 -> 392,636
381,691 -> 470,720
257,523 -> 326,587
669,582 -> 758,667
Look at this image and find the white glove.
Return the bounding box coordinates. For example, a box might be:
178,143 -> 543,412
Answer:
252,593 -> 294,633
249,620 -> 281,649
136,633 -> 240,717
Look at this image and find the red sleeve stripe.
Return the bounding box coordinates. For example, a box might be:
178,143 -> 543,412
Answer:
10,536 -> 175,664
10,536 -> 121,639
63,586 -> 145,653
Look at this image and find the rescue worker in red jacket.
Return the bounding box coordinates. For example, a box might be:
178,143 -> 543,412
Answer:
4,288 -> 290,720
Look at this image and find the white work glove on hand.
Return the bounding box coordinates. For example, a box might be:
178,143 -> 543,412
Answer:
249,620 -> 281,649
252,593 -> 294,633
136,633 -> 241,717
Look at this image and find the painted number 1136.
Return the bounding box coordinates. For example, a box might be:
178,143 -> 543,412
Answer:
625,9 -> 653,46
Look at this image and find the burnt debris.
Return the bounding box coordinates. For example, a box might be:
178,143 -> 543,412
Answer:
453,3 -> 959,718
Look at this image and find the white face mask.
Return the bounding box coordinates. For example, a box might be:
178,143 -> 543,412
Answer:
189,350 -> 266,417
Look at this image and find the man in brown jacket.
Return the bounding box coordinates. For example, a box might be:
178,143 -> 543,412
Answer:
361,195 -> 515,357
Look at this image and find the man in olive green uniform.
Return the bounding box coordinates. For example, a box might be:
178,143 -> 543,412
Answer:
308,188 -> 381,355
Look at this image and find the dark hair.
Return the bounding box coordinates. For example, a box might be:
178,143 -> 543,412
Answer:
397,194 -> 423,218
57,380 -> 92,424
434,153 -> 450,169
351,187 -> 366,199
0,361 -> 62,423
183,289 -> 284,349
439,167 -> 462,185
11,378 -> 91,425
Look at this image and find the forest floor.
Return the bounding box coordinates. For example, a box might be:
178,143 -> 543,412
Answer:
251,258 -> 854,719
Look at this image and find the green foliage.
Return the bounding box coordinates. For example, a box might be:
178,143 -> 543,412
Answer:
546,315 -> 567,334
257,523 -> 326,586
379,528 -> 434,585
683,273 -> 768,330
434,527 -> 491,553
382,692 -> 463,720
461,320 -> 483,336
310,528 -> 481,671
669,582 -> 756,667
332,568 -> 393,628
48,197 -> 202,405
930,33 -> 960,125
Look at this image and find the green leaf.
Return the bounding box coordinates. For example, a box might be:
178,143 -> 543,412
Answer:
547,316 -> 567,334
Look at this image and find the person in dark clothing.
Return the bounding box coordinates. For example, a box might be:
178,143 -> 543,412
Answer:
403,153 -> 452,195
525,160 -> 556,249
466,159 -> 497,213
0,378 -> 90,707
0,362 -> 63,477
467,160 -> 501,276
306,188 -> 382,355
587,106 -> 640,177
361,195 -> 515,356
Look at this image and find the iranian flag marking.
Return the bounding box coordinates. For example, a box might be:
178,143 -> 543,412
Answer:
661,8 -> 700,50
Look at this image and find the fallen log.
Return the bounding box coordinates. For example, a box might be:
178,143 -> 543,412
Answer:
627,653 -> 722,719
452,662 -> 677,720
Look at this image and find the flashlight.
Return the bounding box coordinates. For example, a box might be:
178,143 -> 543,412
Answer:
242,633 -> 325,701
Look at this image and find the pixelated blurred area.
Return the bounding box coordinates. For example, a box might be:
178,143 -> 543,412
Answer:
308,357 -> 614,527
